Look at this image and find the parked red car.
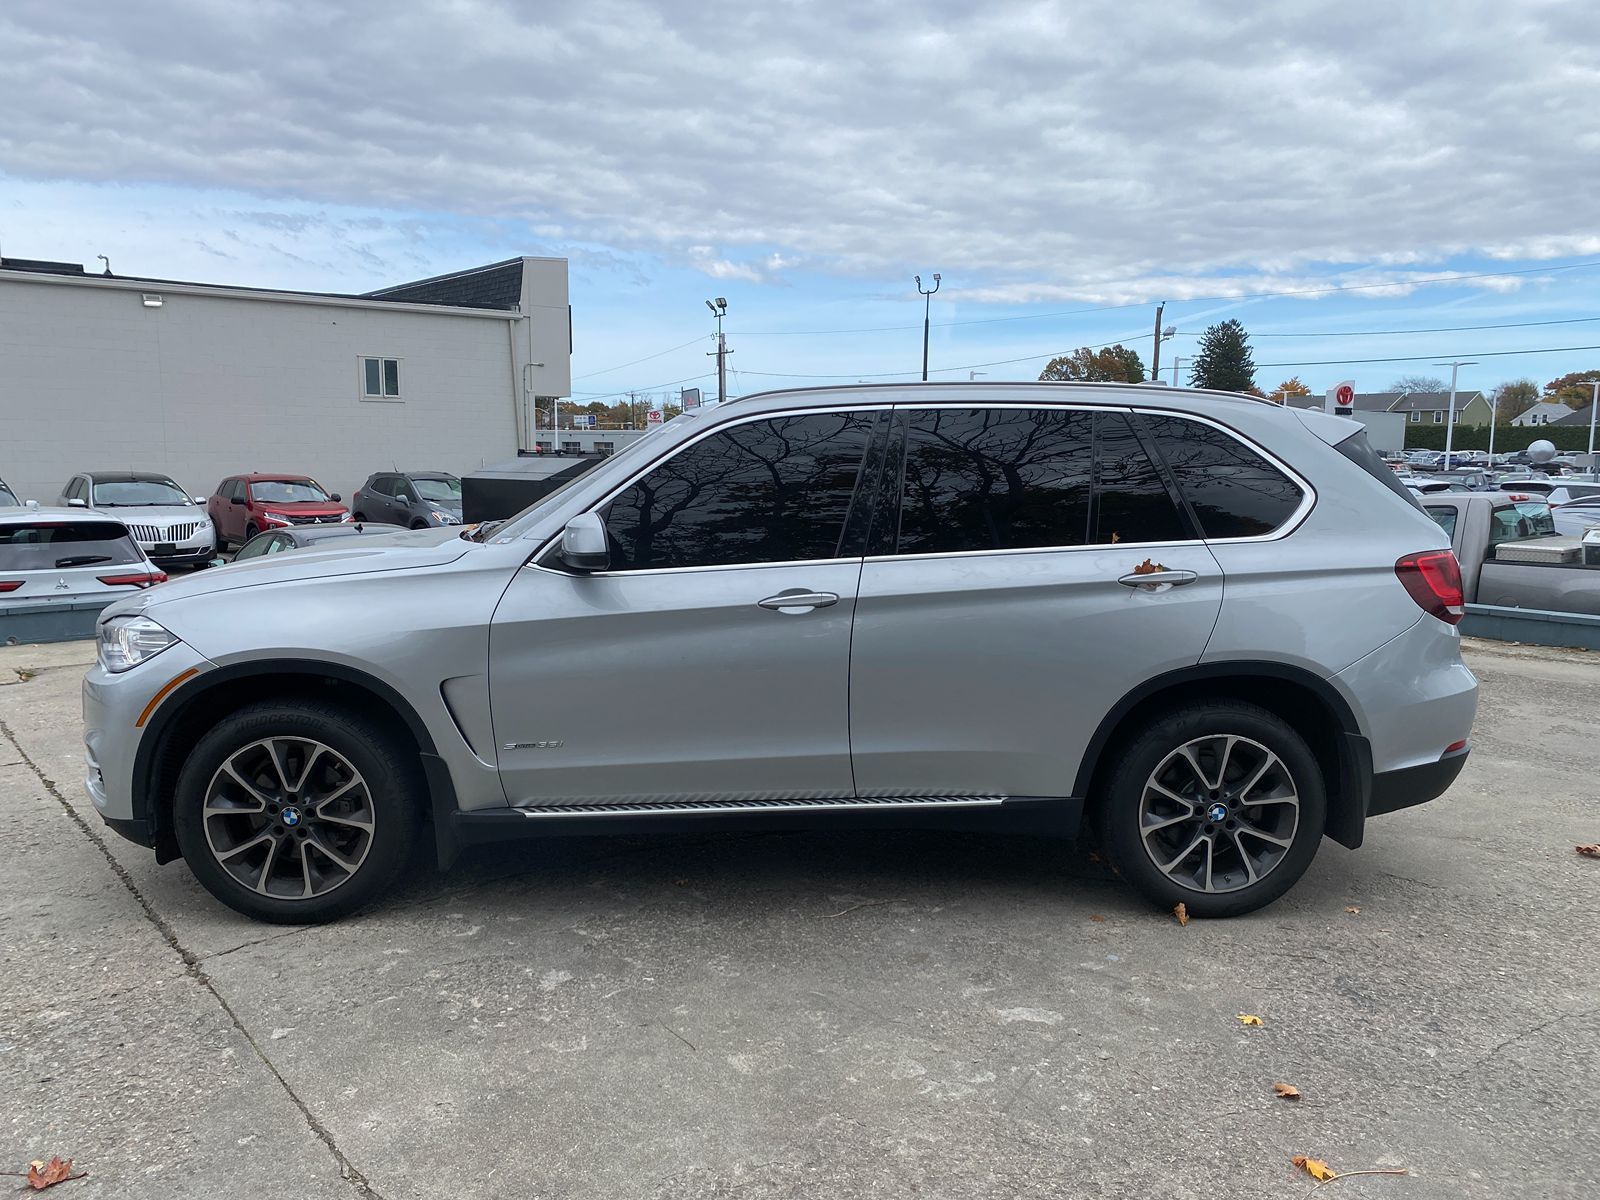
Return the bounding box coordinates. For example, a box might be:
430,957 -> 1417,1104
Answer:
208,474 -> 350,549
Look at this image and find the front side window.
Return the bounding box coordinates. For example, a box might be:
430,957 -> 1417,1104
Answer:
1143,415 -> 1305,539
603,412 -> 874,570
362,357 -> 401,399
250,479 -> 331,504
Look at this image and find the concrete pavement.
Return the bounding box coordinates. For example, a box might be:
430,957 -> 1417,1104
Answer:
1,638 -> 1596,1199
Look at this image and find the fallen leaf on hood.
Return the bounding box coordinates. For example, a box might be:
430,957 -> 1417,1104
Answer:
26,1156 -> 87,1189
1292,1156 -> 1337,1182
1345,905 -> 1361,914
1237,1013 -> 1264,1027
1173,902 -> 1189,927
1577,844 -> 1600,859
1273,1081 -> 1301,1100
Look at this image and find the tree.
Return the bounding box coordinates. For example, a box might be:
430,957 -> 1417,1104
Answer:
1271,376 -> 1311,402
1489,379 -> 1540,422
1389,374 -> 1446,394
1543,369 -> 1600,409
1189,319 -> 1257,393
1039,344 -> 1146,383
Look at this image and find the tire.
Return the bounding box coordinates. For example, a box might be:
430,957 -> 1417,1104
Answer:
411,520 -> 429,530
172,700 -> 423,924
244,522 -> 259,541
1097,699 -> 1326,918
352,512 -> 367,524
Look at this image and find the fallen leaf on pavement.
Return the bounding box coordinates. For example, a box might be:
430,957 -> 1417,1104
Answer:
1173,902 -> 1189,927
1089,914 -> 1106,923
27,1156 -> 86,1189
1273,1081 -> 1301,1100
1237,1013 -> 1264,1027
1345,906 -> 1361,914
1577,845 -> 1600,859
1292,1156 -> 1337,1182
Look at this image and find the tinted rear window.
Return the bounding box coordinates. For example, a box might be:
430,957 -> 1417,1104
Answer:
0,521 -> 144,570
1143,416 -> 1306,537
1489,502 -> 1556,546
1334,429 -> 1425,511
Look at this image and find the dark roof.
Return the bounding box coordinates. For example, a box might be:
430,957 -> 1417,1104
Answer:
1554,403 -> 1596,427
1388,390 -> 1487,413
362,258 -> 524,311
0,255 -> 523,312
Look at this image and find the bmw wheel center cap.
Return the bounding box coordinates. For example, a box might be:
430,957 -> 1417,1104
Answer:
281,806 -> 302,827
1206,802 -> 1228,823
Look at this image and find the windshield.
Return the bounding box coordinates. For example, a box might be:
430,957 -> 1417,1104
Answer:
1489,501 -> 1557,546
250,479 -> 331,503
0,521 -> 144,570
92,478 -> 191,507
413,477 -> 462,503
0,482 -> 17,507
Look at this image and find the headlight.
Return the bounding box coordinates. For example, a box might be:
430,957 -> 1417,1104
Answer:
430,510 -> 459,525
261,512 -> 290,527
340,511 -> 354,523
97,615 -> 179,673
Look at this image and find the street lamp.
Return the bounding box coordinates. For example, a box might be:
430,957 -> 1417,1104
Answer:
1578,380 -> 1600,470
915,273 -> 941,382
1169,354 -> 1185,387
705,298 -> 729,403
969,370 -> 987,381
1433,360 -> 1478,468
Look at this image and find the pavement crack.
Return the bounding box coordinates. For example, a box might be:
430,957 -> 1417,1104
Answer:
1445,1004 -> 1600,1080
0,715 -> 389,1200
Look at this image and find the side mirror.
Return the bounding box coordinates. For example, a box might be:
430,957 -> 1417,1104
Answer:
331,493 -> 343,503
25,499 -> 39,509
559,511 -> 610,572
230,496 -> 246,506
193,496 -> 206,504
66,497 -> 87,508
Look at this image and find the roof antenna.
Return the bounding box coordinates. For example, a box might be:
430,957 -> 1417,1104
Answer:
96,254 -> 113,276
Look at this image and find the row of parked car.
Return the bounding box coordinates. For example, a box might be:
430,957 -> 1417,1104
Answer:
0,469 -> 464,616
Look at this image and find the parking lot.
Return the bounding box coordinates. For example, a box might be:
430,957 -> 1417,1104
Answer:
2,637 -> 1596,1200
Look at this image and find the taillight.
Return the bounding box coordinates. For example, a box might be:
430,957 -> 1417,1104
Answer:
0,581 -> 22,593
1396,550 -> 1464,625
97,570 -> 168,589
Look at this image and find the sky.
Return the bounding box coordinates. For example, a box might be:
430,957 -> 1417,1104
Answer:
4,0 -> 1600,406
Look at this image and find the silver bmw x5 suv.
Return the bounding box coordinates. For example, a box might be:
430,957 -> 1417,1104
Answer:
83,383 -> 1477,924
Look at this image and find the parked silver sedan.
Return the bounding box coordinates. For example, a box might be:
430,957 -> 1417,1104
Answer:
58,471 -> 215,569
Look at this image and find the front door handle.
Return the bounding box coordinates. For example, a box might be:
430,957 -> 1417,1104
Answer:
757,589 -> 840,612
1117,569 -> 1199,592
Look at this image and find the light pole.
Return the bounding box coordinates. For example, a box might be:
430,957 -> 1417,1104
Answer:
1487,388 -> 1498,463
1170,355 -> 1186,387
705,298 -> 729,403
1578,380 -> 1600,469
915,273 -> 941,382
1433,360 -> 1477,468
969,370 -> 987,381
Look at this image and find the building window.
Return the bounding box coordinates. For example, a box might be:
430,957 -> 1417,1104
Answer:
1432,411 -> 1444,424
361,357 -> 401,400
1410,411 -> 1421,423
562,440 -> 582,454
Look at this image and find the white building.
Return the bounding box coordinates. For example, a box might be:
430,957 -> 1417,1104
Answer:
0,255 -> 571,504
1511,401 -> 1573,427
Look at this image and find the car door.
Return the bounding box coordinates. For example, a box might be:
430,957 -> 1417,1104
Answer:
847,404 -> 1225,802
487,408 -> 882,808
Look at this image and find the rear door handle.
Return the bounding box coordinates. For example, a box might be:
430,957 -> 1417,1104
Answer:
757,590 -> 840,612
1117,569 -> 1199,591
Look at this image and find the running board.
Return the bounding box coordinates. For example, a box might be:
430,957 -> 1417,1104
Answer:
509,794 -> 1006,818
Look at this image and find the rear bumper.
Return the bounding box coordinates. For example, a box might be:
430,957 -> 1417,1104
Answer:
1368,746 -> 1469,817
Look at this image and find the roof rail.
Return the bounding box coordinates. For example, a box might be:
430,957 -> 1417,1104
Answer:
719,379 -> 1285,408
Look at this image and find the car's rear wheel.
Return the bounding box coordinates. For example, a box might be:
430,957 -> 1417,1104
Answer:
411,520 -> 428,530
244,522 -> 259,541
172,701 -> 422,924
1097,700 -> 1325,918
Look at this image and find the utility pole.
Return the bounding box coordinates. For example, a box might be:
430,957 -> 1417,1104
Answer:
1170,355 -> 1186,387
1433,360 -> 1478,469
705,298 -> 729,403
915,274 -> 941,381
1487,387 -> 1497,462
1579,379 -> 1600,468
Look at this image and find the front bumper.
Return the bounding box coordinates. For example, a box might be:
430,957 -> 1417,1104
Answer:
82,639 -> 217,837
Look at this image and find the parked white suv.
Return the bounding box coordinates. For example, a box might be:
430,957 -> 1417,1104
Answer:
59,471 -> 215,569
82,383 -> 1478,923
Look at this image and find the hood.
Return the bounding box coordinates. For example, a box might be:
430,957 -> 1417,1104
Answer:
108,526 -> 474,616
97,504 -> 208,524
253,500 -> 347,513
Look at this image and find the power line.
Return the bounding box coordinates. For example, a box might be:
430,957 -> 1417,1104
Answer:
570,371 -> 715,403
1254,343 -> 1600,369
1247,314 -> 1600,338
571,334 -> 709,381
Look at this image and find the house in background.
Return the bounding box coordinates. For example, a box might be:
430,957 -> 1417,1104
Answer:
1282,388 -> 1491,425
1511,401 -> 1575,427
1553,402 -> 1596,429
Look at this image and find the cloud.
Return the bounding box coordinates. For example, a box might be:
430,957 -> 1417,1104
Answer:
2,0 -> 1597,297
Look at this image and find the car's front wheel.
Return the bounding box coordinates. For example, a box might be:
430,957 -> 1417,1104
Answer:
1098,700 -> 1326,918
172,701 -> 422,923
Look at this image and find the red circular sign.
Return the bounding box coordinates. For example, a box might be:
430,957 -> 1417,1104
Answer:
1335,384 -> 1355,406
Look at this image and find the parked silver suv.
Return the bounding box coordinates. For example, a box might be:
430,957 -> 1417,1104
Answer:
82,384 -> 1477,923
